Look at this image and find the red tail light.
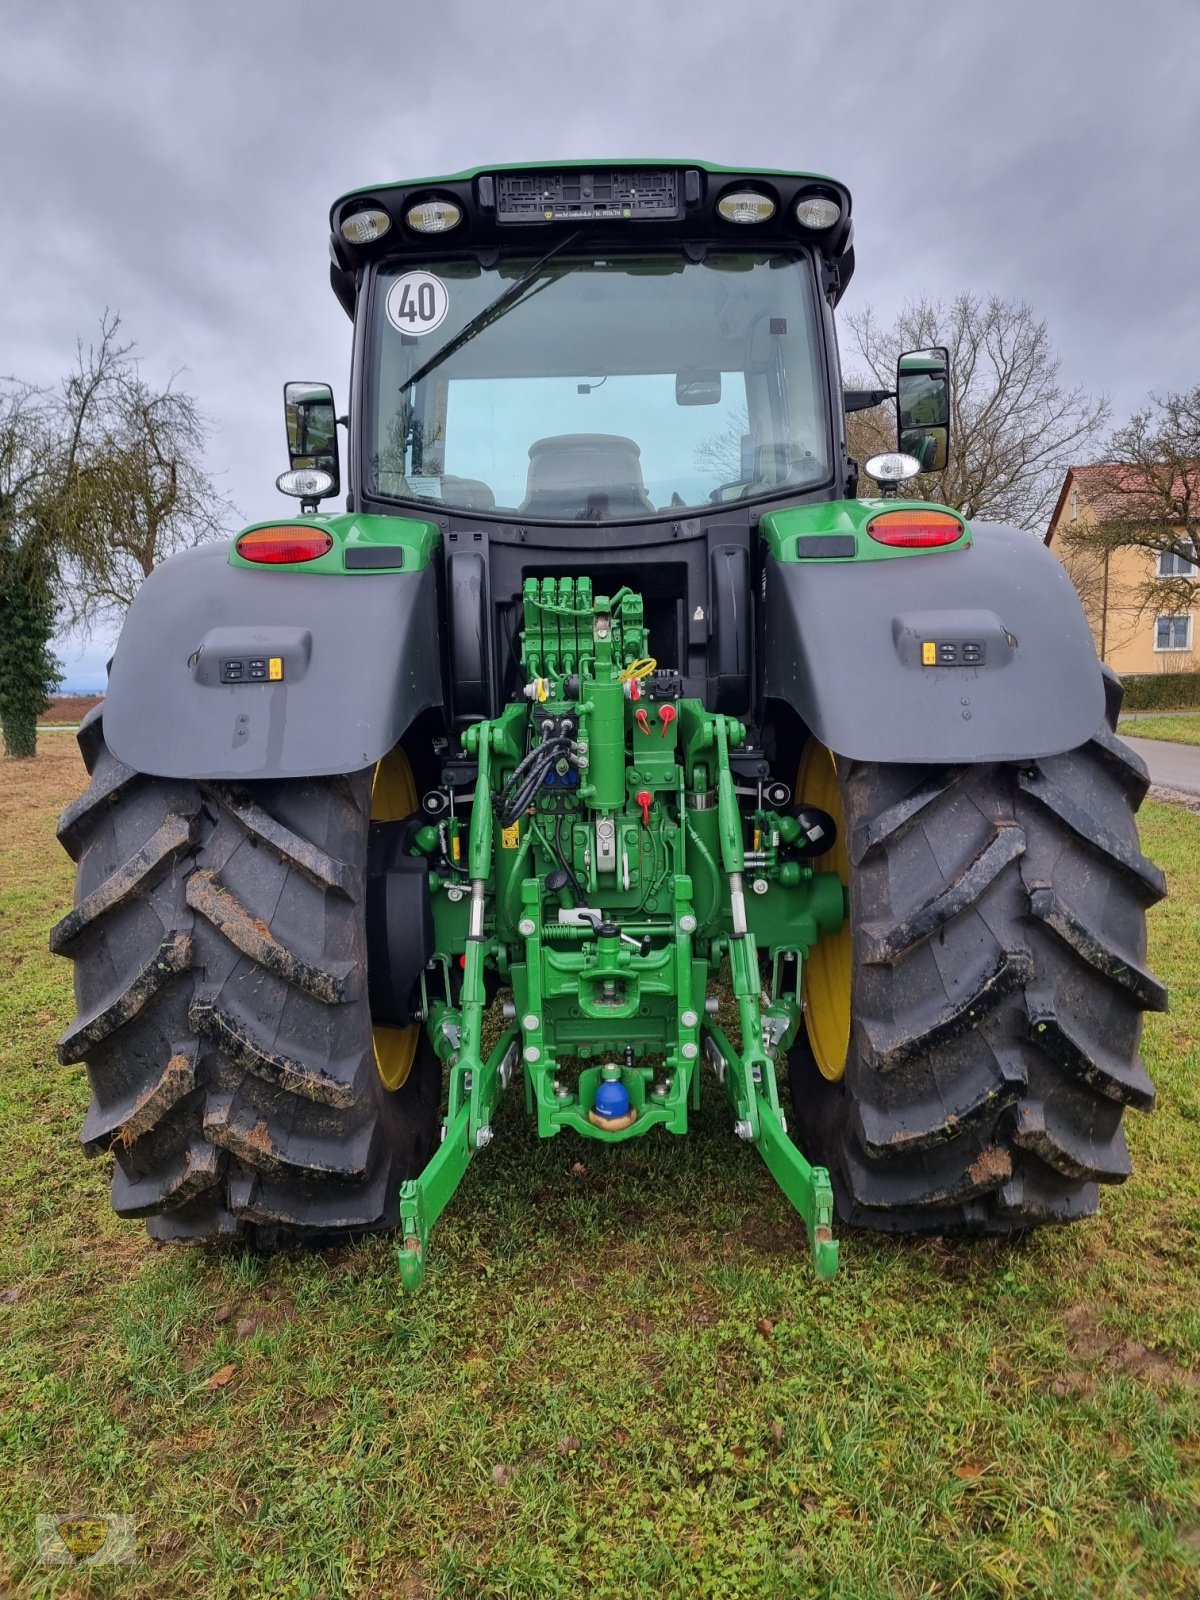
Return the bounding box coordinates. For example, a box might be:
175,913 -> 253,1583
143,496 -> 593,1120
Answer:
867,510 -> 965,548
236,527 -> 334,564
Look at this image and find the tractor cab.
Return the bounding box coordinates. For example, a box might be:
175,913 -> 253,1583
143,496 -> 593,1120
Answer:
361,246 -> 832,521
314,163 -> 860,522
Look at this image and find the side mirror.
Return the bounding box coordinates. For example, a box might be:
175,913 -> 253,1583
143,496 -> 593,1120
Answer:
676,369 -> 722,406
896,348 -> 950,473
280,381 -> 340,501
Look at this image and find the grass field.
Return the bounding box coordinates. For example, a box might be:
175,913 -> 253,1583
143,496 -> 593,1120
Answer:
2,740 -> 1198,1599
1120,715 -> 1200,747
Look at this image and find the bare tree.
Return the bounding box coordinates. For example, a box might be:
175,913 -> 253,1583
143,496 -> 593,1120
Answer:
845,294 -> 1109,528
38,313 -> 236,631
0,315 -> 236,754
693,405 -> 749,486
0,381 -> 50,513
1058,387 -> 1200,619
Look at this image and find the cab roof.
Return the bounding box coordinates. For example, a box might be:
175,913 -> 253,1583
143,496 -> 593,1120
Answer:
327,160 -> 854,317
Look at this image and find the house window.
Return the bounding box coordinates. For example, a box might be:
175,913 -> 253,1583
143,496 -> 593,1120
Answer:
1157,549 -> 1197,577
1070,489 -> 1079,521
1155,614 -> 1193,651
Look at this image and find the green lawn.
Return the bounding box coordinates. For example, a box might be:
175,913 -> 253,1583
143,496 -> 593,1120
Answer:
1120,715 -> 1200,746
2,743 -> 1198,1599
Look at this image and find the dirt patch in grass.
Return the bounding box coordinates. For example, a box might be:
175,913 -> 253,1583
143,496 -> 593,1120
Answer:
1063,1302 -> 1200,1389
1149,783 -> 1200,812
735,1210 -> 806,1256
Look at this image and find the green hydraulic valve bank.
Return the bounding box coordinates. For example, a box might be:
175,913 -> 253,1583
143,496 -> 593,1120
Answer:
393,576 -> 846,1285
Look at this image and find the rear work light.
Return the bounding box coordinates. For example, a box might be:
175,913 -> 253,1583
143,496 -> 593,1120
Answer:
236,527 -> 334,564
340,206 -> 392,245
866,510 -> 965,548
716,189 -> 776,224
794,194 -> 841,230
405,197 -> 463,233
277,468 -> 335,500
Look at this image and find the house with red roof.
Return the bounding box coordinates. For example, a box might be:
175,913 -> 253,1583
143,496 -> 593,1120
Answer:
1045,464 -> 1197,675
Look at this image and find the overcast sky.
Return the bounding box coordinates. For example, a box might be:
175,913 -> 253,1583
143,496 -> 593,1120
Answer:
2,0 -> 1197,690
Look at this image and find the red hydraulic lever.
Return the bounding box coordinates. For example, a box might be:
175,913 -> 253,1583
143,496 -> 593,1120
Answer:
635,790 -> 652,826
635,708 -> 652,736
659,704 -> 676,738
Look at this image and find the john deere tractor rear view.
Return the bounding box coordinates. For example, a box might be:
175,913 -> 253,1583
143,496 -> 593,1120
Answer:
54,164 -> 1167,1285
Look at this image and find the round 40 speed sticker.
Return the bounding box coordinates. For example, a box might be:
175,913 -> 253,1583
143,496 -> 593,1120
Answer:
385,271 -> 450,337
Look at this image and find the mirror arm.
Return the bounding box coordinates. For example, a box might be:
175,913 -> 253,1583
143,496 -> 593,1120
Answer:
843,388 -> 895,412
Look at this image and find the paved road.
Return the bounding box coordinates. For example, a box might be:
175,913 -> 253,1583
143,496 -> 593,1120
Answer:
1123,736 -> 1200,795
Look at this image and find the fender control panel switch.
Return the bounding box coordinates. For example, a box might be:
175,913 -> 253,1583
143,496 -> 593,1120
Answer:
221,656 -> 284,684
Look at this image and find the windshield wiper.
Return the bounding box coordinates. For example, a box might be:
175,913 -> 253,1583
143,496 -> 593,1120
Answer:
398,229 -> 584,396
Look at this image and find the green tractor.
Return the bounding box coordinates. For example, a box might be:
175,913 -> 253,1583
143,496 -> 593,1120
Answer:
53,163 -> 1166,1286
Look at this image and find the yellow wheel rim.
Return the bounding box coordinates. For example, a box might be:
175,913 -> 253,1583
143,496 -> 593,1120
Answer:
796,740 -> 852,1082
370,746 -> 420,1092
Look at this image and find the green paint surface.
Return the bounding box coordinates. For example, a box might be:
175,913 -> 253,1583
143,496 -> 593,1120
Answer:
227,512 -> 440,574
760,498 -> 971,563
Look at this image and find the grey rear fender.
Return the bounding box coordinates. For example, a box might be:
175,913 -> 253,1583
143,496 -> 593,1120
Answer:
762,520 -> 1106,763
103,542 -> 443,780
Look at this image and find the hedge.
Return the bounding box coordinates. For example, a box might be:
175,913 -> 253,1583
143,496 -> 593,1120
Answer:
1120,671 -> 1200,711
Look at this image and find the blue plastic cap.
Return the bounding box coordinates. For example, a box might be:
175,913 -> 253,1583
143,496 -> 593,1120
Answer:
594,1079 -> 630,1119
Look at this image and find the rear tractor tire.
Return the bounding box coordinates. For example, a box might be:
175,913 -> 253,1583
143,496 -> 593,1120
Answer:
789,708 -> 1167,1233
52,709 -> 439,1243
